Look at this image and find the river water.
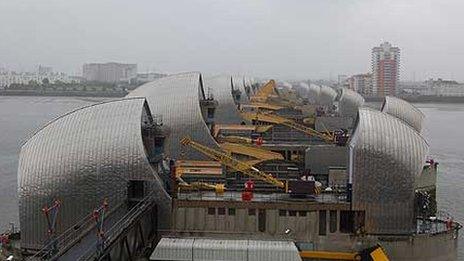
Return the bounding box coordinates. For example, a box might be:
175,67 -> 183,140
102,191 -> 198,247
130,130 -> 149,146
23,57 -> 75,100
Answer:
0,97 -> 462,258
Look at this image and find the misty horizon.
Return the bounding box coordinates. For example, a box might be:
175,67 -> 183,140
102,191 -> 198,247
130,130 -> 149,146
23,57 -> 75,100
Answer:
1,0 -> 463,81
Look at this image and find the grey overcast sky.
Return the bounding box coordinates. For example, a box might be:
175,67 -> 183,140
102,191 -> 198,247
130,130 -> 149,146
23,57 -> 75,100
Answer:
0,0 -> 463,81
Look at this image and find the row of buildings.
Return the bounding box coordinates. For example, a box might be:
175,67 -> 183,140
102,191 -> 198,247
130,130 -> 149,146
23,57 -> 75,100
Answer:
0,66 -> 78,89
0,63 -> 166,89
401,78 -> 464,96
343,41 -> 401,97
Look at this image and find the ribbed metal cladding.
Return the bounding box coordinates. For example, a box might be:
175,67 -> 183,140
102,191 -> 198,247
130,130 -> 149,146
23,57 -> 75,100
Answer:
128,72 -> 219,160
381,96 -> 424,132
232,75 -> 250,102
293,82 -> 309,98
338,88 -> 365,118
151,238 -> 301,261
308,83 -> 321,104
318,85 -> 337,106
204,75 -> 243,124
17,98 -> 171,250
350,108 -> 429,234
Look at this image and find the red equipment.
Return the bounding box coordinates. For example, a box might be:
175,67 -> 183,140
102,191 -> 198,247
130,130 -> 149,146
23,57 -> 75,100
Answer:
242,180 -> 255,201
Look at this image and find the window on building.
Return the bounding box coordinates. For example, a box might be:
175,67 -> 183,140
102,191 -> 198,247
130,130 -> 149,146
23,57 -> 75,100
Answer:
228,208 -> 236,216
208,207 -> 216,215
279,209 -> 287,216
218,207 -> 225,215
248,208 -> 256,216
330,210 -> 337,233
340,211 -> 354,233
299,211 -> 307,217
289,210 -> 297,217
258,209 -> 266,232
319,210 -> 327,236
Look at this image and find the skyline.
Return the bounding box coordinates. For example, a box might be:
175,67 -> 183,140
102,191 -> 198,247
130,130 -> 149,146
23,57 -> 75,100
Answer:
1,0 -> 463,81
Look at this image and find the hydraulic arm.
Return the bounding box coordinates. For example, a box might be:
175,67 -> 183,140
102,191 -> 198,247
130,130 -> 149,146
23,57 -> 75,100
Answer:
241,111 -> 335,143
181,137 -> 285,188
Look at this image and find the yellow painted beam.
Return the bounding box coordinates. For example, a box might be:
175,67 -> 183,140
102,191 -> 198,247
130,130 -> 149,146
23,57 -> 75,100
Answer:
299,251 -> 357,260
219,142 -> 284,161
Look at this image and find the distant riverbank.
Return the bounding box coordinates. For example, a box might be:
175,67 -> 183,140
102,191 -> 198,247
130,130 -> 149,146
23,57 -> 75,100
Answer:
0,89 -> 127,97
365,95 -> 464,103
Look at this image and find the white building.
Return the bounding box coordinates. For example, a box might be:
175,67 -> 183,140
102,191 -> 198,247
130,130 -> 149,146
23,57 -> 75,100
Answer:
425,78 -> 464,96
83,63 -> 137,83
348,73 -> 373,96
372,42 -> 400,97
0,71 -> 74,89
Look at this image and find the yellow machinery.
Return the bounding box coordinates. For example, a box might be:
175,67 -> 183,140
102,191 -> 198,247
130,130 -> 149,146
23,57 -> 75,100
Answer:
219,142 -> 284,161
175,160 -> 225,194
181,137 -> 322,196
178,181 -> 225,194
181,137 -> 285,189
250,79 -> 278,103
217,135 -> 255,144
250,79 -> 301,109
241,102 -> 284,111
241,111 -> 335,143
299,244 -> 389,261
212,124 -> 272,138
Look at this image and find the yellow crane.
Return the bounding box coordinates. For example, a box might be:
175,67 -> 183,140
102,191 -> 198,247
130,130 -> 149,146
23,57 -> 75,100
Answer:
241,111 -> 335,143
219,142 -> 284,161
181,137 -> 323,196
217,135 -> 255,144
177,181 -> 225,194
250,79 -> 278,103
181,137 -> 285,188
241,102 -> 284,111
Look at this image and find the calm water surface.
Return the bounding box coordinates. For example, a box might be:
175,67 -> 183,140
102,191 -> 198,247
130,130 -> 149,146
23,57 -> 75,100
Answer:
0,97 -> 463,257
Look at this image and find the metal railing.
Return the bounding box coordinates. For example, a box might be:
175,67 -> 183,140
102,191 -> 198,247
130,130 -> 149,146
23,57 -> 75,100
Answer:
30,202 -> 125,260
76,194 -> 156,260
177,191 -> 348,204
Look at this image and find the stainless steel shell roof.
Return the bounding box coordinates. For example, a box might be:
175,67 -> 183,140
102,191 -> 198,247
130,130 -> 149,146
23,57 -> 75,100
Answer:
318,85 -> 337,106
232,75 -> 250,102
17,98 -> 171,249
349,108 -> 428,234
128,72 -> 219,160
204,75 -> 243,124
308,84 -> 320,104
293,82 -> 309,98
338,88 -> 365,118
381,96 -> 425,132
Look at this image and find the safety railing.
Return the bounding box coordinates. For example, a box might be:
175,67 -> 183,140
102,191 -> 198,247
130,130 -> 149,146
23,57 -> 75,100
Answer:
177,191 -> 348,204
76,193 -> 156,260
31,202 -> 125,260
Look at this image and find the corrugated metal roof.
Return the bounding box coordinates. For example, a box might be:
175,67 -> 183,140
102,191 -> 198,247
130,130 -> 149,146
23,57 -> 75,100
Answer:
349,108 -> 429,234
18,98 -> 171,249
128,72 -> 219,160
204,75 -> 243,124
318,85 -> 337,106
150,238 -> 194,261
381,96 -> 424,132
150,238 -> 301,261
193,238 -> 248,261
338,88 -> 365,118
248,240 -> 301,261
